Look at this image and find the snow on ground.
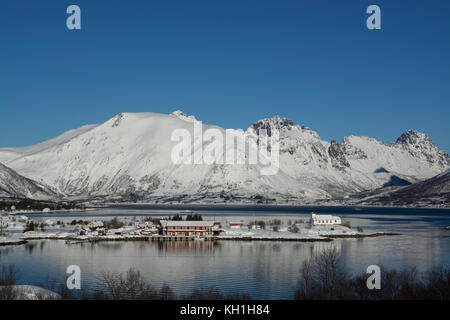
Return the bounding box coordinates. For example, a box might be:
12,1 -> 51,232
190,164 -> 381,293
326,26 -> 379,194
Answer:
218,223 -> 363,240
0,236 -> 26,245
0,285 -> 61,300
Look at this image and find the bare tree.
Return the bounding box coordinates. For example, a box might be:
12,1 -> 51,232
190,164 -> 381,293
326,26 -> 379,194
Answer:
100,268 -> 158,299
159,282 -> 175,300
0,265 -> 19,300
294,247 -> 350,299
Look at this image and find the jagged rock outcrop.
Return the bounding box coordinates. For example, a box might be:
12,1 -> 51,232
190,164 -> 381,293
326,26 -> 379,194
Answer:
328,140 -> 350,171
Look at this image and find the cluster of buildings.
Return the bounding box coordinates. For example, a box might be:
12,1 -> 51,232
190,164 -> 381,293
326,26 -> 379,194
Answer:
1,214 -> 29,229
75,219 -> 160,237
130,221 -> 158,236
156,213 -> 343,239
2,211 -> 344,241
75,220 -> 106,236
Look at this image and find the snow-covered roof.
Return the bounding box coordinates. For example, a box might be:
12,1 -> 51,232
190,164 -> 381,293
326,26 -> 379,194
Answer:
161,221 -> 214,227
312,214 -> 340,220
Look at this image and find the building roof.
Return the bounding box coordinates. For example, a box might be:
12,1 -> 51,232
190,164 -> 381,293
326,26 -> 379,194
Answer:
312,214 -> 340,220
161,221 -> 214,227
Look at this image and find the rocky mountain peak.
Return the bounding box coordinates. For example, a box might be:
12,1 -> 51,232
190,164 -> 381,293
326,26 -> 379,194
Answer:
171,110 -> 187,118
396,129 -> 433,146
111,113 -> 124,127
251,116 -> 294,136
1,111 -> 449,202
328,140 -> 350,171
396,129 -> 449,168
171,110 -> 197,122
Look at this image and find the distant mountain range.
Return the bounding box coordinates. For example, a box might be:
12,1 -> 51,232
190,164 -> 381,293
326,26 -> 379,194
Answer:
348,169 -> 450,207
0,111 -> 448,206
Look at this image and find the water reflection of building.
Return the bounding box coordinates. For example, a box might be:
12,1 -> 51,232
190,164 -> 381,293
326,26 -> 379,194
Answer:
157,240 -> 218,255
307,241 -> 342,257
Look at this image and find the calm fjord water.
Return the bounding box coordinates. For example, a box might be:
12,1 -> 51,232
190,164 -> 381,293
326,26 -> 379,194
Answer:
1,205 -> 449,299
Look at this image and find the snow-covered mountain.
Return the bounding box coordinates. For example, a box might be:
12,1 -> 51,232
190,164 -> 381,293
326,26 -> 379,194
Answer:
0,162 -> 59,200
0,111 -> 448,203
0,124 -> 98,163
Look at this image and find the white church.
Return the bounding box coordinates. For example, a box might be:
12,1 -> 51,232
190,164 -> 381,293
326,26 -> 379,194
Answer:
310,213 -> 342,226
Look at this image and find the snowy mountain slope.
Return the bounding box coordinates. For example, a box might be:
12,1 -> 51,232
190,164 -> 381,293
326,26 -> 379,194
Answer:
0,112 -> 325,200
0,111 -> 448,202
341,131 -> 447,181
0,162 -> 59,200
0,124 -> 98,164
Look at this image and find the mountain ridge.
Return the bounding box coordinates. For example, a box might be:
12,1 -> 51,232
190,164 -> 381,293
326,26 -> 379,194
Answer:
0,111 -> 448,203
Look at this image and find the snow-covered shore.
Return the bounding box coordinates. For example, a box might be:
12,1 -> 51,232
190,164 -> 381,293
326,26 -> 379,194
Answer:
217,223 -> 395,241
0,213 -> 398,246
0,207 -> 94,215
0,236 -> 27,246
0,285 -> 60,300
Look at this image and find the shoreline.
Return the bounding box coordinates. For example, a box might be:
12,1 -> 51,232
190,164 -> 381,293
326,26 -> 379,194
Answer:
1,208 -> 96,215
0,231 -> 401,246
99,203 -> 450,210
3,203 -> 449,216
323,232 -> 400,239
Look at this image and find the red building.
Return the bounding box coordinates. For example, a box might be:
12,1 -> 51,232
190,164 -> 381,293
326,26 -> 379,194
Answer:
229,222 -> 243,229
161,221 -> 214,237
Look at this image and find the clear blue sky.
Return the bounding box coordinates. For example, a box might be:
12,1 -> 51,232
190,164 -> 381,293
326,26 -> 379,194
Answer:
1,0 -> 449,151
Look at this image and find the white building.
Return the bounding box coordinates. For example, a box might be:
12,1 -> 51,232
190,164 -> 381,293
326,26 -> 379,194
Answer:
310,213 -> 341,226
87,220 -> 104,230
18,215 -> 29,222
135,221 -> 154,229
44,219 -> 56,226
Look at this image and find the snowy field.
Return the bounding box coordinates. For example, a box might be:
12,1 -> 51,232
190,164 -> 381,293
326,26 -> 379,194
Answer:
217,223 -> 387,241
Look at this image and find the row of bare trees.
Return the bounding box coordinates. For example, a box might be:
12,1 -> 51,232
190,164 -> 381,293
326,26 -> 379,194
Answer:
0,265 -> 249,300
294,248 -> 450,300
